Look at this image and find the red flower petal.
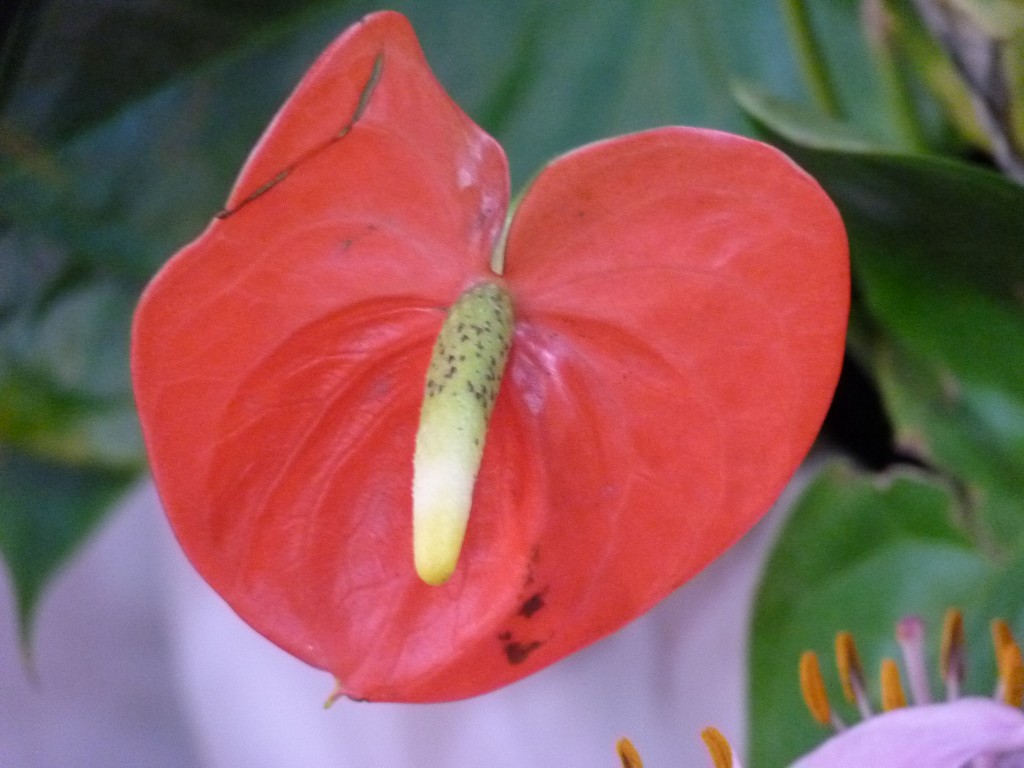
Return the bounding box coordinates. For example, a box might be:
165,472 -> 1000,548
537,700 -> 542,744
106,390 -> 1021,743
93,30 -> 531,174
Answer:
488,127 -> 848,676
132,11 -> 848,702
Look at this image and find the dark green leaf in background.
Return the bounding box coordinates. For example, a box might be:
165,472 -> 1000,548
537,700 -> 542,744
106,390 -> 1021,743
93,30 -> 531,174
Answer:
739,86 -> 1024,555
969,549 -> 1024,686
0,448 -> 135,647
739,19 -> 1024,766
877,343 -> 1024,556
1,0 -> 336,142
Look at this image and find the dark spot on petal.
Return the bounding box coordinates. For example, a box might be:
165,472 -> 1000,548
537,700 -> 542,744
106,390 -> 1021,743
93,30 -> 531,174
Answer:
504,640 -> 542,665
518,592 -> 545,618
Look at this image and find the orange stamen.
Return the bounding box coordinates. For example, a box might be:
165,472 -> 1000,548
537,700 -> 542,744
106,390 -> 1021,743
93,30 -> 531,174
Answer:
700,727 -> 734,768
835,630 -> 873,717
998,642 -> 1024,707
800,651 -> 833,727
616,737 -> 643,768
834,631 -> 863,703
880,658 -> 907,710
992,619 -> 1016,658
940,608 -> 965,697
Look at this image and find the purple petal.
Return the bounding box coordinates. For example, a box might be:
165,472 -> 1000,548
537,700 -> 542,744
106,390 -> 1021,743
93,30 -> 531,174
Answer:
791,698 -> 1024,768
999,752 -> 1024,768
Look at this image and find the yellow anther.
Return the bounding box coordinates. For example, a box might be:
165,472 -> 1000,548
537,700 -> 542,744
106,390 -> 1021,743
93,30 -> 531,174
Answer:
616,737 -> 643,768
834,631 -> 864,704
700,727 -> 734,768
999,642 -> 1024,707
940,608 -> 965,681
880,658 -> 907,710
800,651 -> 833,726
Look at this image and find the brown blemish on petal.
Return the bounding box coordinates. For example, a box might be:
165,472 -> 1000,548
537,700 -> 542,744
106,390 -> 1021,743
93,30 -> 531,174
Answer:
504,640 -> 542,665
518,592 -> 545,618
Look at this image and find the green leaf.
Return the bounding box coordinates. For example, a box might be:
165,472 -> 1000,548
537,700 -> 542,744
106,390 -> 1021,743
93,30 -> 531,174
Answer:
0,231 -> 143,467
0,0 -> 339,143
0,242 -> 139,456
733,81 -> 888,151
0,0 -> 49,114
738,89 -> 1024,385
0,447 -> 136,645
876,341 -> 1024,555
739,96 -> 1024,552
749,461 -> 998,766
968,549 -> 1024,684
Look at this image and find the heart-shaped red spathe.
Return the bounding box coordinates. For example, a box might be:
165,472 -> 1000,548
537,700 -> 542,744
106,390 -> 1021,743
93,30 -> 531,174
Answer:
132,10 -> 848,702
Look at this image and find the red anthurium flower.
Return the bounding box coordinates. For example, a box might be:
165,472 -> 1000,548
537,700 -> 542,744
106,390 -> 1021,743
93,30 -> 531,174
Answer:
132,11 -> 848,703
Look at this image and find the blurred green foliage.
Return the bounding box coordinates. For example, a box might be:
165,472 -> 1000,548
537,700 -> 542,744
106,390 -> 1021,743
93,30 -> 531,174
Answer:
1,0 -> 1022,761
751,461 -> 998,761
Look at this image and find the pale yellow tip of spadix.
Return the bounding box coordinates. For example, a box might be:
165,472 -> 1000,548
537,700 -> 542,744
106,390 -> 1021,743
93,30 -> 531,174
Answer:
412,453 -> 473,585
413,506 -> 467,586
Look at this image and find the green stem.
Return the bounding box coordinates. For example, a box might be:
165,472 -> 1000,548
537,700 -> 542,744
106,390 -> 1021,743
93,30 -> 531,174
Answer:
781,0 -> 843,118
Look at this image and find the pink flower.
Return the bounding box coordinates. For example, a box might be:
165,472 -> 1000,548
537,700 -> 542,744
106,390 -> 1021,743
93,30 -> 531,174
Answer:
790,612 -> 1024,768
793,697 -> 1024,768
617,611 -> 1024,768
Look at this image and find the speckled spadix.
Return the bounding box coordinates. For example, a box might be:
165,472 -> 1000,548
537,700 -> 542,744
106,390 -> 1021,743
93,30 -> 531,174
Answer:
413,282 -> 513,585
